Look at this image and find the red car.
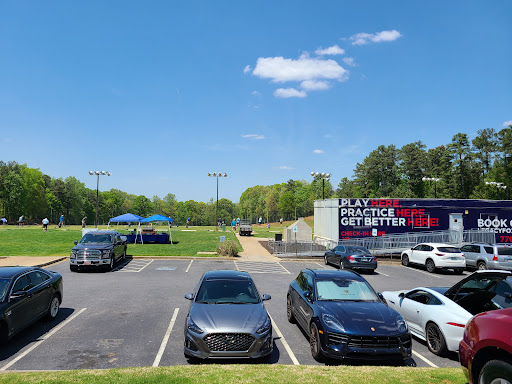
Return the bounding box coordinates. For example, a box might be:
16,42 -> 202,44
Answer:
459,307 -> 512,384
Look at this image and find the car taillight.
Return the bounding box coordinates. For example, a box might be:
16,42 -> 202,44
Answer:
373,256 -> 378,261
435,253 -> 444,257
447,322 -> 466,328
347,256 -> 355,261
493,254 -> 498,261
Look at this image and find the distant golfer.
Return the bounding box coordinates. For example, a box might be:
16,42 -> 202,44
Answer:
59,214 -> 64,228
18,215 -> 23,227
82,216 -> 87,228
42,217 -> 49,232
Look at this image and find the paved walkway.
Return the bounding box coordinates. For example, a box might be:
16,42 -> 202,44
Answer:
0,256 -> 67,267
236,234 -> 277,262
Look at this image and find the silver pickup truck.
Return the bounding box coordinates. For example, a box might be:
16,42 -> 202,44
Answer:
239,219 -> 252,236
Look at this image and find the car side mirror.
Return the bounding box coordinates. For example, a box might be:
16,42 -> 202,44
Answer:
74,240 -> 78,245
10,290 -> 27,299
184,293 -> 194,300
399,292 -> 405,299
262,294 -> 271,301
378,293 -> 387,304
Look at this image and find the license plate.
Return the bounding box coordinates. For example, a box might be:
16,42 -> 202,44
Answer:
84,261 -> 91,266
450,257 -> 459,260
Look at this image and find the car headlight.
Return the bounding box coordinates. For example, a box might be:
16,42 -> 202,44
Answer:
70,251 -> 77,259
322,314 -> 345,332
101,250 -> 112,259
396,315 -> 408,332
187,316 -> 204,334
256,316 -> 271,334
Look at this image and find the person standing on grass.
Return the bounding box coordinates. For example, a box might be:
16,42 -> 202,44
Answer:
82,216 -> 87,228
236,217 -> 240,227
59,214 -> 64,228
280,217 -> 283,226
231,218 -> 236,233
42,217 -> 49,232
0,218 -> 6,225
18,215 -> 23,227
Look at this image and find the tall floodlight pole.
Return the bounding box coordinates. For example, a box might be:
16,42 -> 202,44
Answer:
208,172 -> 228,231
486,181 -> 507,200
422,177 -> 441,198
311,172 -> 331,200
89,171 -> 112,228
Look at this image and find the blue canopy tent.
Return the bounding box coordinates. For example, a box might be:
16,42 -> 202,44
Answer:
107,213 -> 145,243
141,214 -> 175,244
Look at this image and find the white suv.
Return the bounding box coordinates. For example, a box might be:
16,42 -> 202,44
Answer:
401,243 -> 466,274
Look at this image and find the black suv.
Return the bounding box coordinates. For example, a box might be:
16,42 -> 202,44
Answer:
70,231 -> 127,272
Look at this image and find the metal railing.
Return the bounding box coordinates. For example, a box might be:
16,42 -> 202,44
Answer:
267,240 -> 326,258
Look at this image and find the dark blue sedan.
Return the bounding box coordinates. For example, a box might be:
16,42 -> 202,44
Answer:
324,245 -> 377,273
287,269 -> 411,362
0,267 -> 63,343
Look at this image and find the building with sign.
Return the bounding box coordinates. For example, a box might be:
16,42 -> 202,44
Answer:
314,198 -> 512,244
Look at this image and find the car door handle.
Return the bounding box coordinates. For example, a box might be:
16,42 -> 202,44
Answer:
389,300 -> 395,304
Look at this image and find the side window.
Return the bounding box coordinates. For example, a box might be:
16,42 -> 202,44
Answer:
12,274 -> 33,293
460,245 -> 471,252
472,245 -> 481,253
29,271 -> 50,286
305,273 -> 313,292
484,246 -> 494,254
428,295 -> 442,305
296,273 -> 306,291
405,290 -> 431,305
413,245 -> 423,251
425,245 -> 434,252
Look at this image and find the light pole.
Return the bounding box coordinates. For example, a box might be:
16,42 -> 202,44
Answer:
208,172 -> 228,231
311,172 -> 331,200
422,177 -> 441,198
486,181 -> 507,200
89,171 -> 111,228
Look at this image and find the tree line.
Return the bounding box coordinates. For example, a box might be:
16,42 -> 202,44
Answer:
1,125 -> 510,225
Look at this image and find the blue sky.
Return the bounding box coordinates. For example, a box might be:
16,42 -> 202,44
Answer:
1,1 -> 511,203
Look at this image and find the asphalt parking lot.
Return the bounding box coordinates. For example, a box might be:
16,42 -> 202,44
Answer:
0,258 -> 470,371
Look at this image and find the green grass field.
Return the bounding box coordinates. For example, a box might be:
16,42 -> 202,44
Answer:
0,365 -> 465,384
0,225 -> 240,257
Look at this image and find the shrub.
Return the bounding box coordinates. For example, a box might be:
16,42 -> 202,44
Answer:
217,239 -> 239,257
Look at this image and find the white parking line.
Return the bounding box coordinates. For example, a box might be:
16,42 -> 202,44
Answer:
268,314 -> 299,366
401,266 -> 441,278
153,308 -> 180,367
412,350 -> 438,368
138,259 -> 154,272
185,260 -> 193,273
277,262 -> 291,274
375,271 -> 390,277
0,308 -> 87,371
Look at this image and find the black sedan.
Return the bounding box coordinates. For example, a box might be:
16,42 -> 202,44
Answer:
0,267 -> 63,343
324,245 -> 377,273
287,269 -> 411,362
184,270 -> 272,360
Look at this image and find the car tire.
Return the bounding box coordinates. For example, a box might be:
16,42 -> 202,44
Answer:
324,255 -> 329,266
454,268 -> 464,275
426,259 -> 436,273
107,255 -> 114,272
121,247 -> 127,261
310,323 -> 324,362
70,265 -> 78,272
477,261 -> 487,270
339,260 -> 345,270
46,294 -> 60,320
425,322 -> 447,356
402,254 -> 409,267
286,295 -> 296,324
479,359 -> 512,384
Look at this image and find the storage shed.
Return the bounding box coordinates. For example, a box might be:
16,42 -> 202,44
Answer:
283,218 -> 313,242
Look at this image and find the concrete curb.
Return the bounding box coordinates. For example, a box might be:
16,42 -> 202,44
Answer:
34,257 -> 68,268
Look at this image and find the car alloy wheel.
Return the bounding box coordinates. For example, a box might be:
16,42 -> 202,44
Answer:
479,359 -> 512,384
339,260 -> 344,270
324,255 -> 329,265
426,259 -> 436,273
46,295 -> 60,320
310,323 -> 324,362
286,295 -> 296,324
402,255 -> 409,267
426,322 -> 447,356
107,256 -> 114,271
477,261 -> 487,270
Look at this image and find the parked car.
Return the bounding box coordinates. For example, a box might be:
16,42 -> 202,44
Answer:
0,267 -> 63,343
401,243 -> 465,274
287,269 -> 411,362
382,270 -> 512,356
460,243 -> 512,271
324,245 -> 377,273
459,308 -> 512,384
70,230 -> 127,272
183,270 -> 272,360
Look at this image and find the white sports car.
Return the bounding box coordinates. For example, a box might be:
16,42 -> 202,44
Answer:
382,270 -> 512,356
401,242 -> 465,274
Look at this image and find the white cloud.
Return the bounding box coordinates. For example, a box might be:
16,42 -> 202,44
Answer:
274,88 -> 307,98
241,134 -> 265,140
313,149 -> 325,154
300,80 -> 331,91
253,56 -> 347,83
278,165 -> 294,170
243,65 -> 252,74
342,57 -> 356,66
315,45 -> 345,56
350,30 -> 402,45
251,90 -> 261,96
503,120 -> 512,127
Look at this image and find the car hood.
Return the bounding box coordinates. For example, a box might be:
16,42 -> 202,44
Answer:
190,303 -> 267,333
318,301 -> 402,335
72,243 -> 113,251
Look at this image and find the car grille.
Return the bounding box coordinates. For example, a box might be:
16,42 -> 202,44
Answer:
328,332 -> 349,345
204,333 -> 255,352
76,250 -> 101,259
348,335 -> 405,349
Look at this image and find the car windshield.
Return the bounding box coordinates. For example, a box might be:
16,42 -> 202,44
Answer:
346,246 -> 371,255
195,279 -> 260,304
315,278 -> 378,302
80,233 -> 113,244
437,247 -> 460,253
0,279 -> 10,301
